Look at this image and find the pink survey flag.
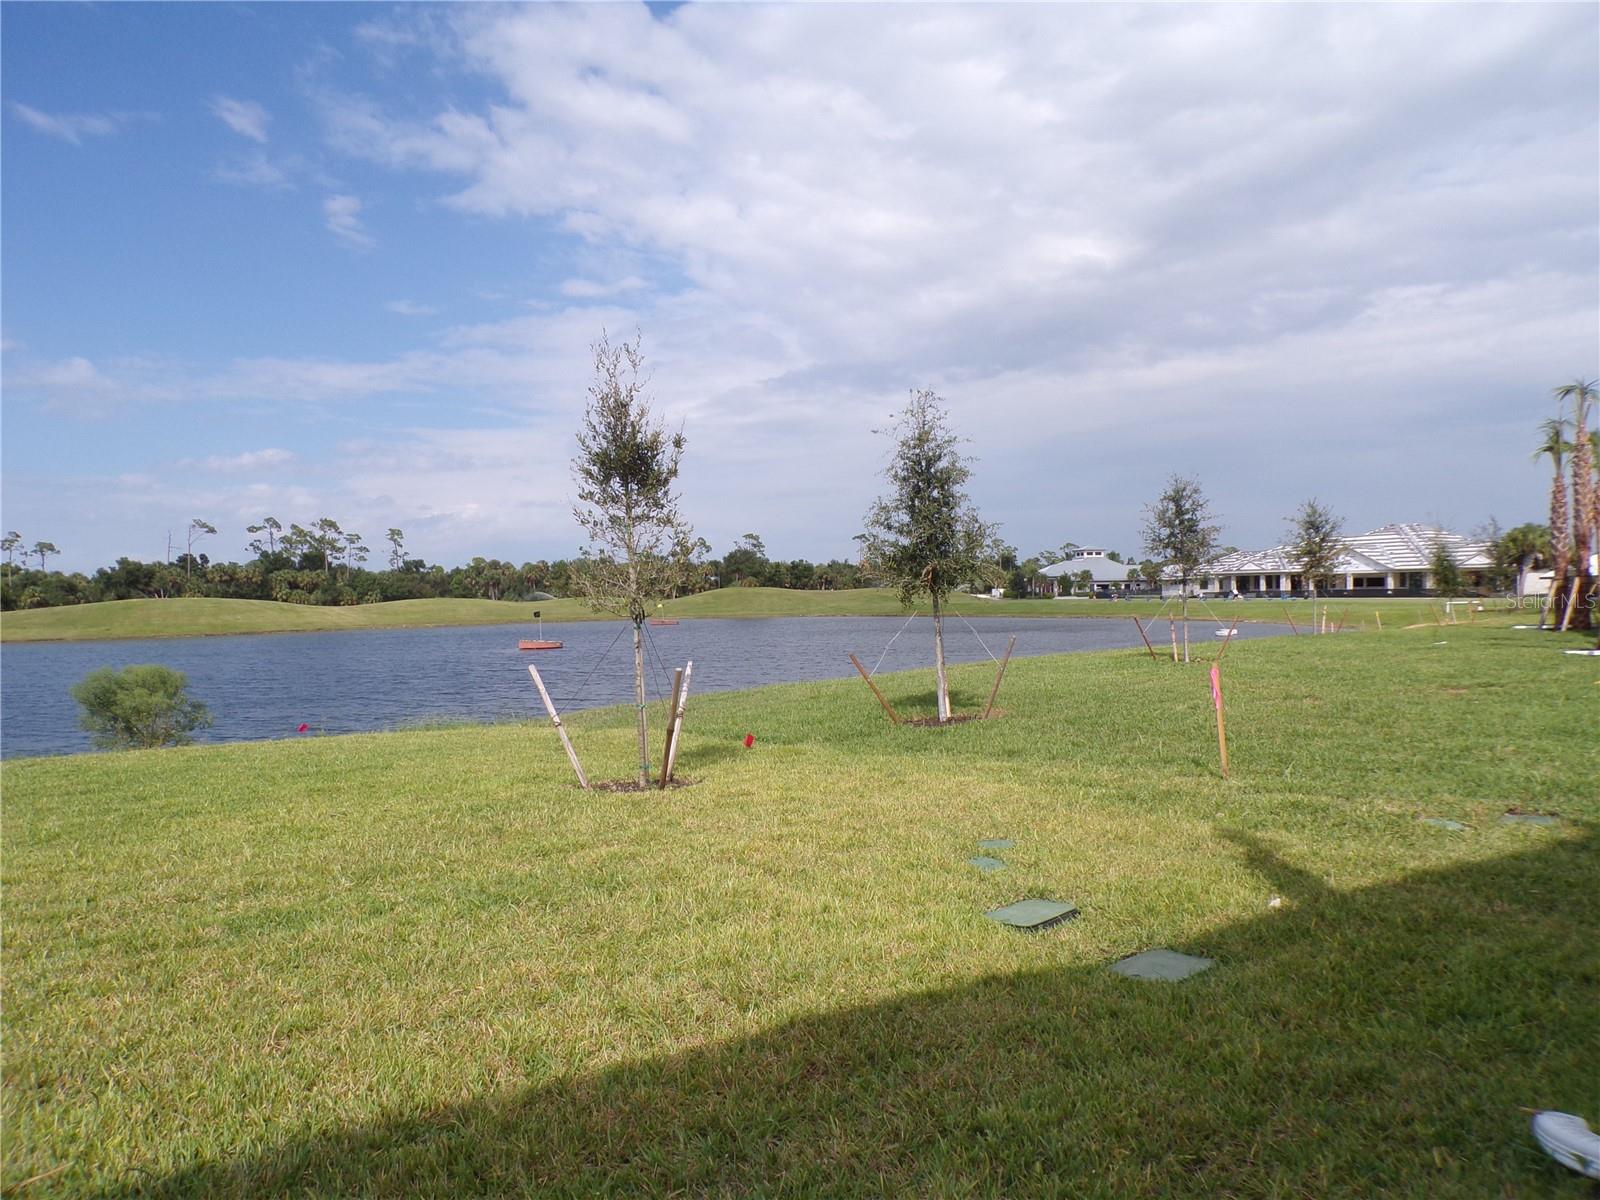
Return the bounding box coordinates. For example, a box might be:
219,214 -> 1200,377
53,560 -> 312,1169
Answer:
1210,664 -> 1222,712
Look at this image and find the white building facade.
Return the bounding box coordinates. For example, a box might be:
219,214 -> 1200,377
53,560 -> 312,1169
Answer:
1166,523 -> 1492,598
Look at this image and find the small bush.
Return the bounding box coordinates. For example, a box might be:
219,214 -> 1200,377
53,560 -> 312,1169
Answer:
71,665 -> 213,750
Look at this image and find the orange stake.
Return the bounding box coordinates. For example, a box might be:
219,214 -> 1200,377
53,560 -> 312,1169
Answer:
1210,663 -> 1229,779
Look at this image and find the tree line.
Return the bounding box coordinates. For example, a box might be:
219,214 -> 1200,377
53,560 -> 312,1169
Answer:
0,517 -> 877,612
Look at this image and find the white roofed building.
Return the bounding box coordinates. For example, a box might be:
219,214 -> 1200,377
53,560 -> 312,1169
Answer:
1165,523 -> 1492,598
1039,547 -> 1139,596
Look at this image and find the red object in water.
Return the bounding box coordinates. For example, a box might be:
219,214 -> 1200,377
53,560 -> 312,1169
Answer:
297,723 -> 310,733
743,733 -> 755,749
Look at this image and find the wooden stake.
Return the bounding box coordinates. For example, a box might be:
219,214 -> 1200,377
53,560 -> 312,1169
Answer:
1215,619 -> 1240,662
658,667 -> 684,789
1334,608 -> 1349,634
982,634 -> 1017,719
1374,611 -> 1382,632
1210,663 -> 1229,779
1558,578 -> 1582,632
527,663 -> 589,790
1132,616 -> 1158,659
664,660 -> 694,782
849,653 -> 901,724
1169,618 -> 1179,663
1281,605 -> 1300,635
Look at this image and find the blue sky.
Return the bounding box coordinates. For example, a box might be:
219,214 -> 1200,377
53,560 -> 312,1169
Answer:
3,2 -> 1596,573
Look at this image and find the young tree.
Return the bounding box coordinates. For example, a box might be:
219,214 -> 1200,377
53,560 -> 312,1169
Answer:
31,540 -> 59,572
571,331 -> 694,785
71,664 -> 212,749
1554,378 -> 1596,631
1429,539 -> 1463,597
1533,416 -> 1572,627
860,389 -> 997,722
1496,523 -> 1552,598
1287,499 -> 1345,623
185,519 -> 216,579
1141,474 -> 1220,661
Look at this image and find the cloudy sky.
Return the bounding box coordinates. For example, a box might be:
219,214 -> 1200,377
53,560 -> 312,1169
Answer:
3,2 -> 1595,573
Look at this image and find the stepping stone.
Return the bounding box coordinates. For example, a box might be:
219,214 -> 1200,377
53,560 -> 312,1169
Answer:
968,855 -> 1007,872
1111,948 -> 1214,981
985,898 -> 1077,932
977,838 -> 1014,850
1501,812 -> 1559,827
1420,818 -> 1468,831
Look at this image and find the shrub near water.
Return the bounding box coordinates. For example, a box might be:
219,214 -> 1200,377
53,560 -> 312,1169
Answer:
70,664 -> 213,749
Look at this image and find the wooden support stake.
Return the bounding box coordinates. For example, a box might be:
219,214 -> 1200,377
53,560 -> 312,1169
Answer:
664,660 -> 694,782
1334,608 -> 1349,634
1215,619 -> 1240,662
1169,618 -> 1179,663
1282,605 -> 1300,635
982,635 -> 1017,719
1210,663 -> 1229,779
849,653 -> 901,724
527,663 -> 589,790
1374,611 -> 1382,631
1558,579 -> 1582,632
1132,616 -> 1158,659
658,667 -> 684,789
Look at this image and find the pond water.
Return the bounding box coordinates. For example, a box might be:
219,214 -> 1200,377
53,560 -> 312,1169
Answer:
0,614 -> 1290,759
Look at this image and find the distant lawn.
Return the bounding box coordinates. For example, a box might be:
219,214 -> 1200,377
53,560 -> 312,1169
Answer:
3,624 -> 1595,1196
0,588 -> 1516,643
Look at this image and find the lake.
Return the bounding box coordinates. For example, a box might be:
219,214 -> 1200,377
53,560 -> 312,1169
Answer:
0,614 -> 1290,759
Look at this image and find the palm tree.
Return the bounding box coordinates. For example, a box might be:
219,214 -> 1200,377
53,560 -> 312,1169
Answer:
1553,379 -> 1597,631
1533,416 -> 1571,628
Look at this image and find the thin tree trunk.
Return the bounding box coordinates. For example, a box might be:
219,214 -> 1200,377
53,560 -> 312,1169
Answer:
633,619 -> 649,786
932,593 -> 951,722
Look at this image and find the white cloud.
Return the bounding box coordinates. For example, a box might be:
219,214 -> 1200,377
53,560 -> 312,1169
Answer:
7,102 -> 144,144
210,96 -> 271,143
559,276 -> 646,299
193,448 -> 298,472
385,300 -> 438,317
323,193 -> 375,250
211,151 -> 292,189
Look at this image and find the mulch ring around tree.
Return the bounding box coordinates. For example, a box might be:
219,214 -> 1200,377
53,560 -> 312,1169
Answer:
592,778 -> 699,793
901,712 -> 999,727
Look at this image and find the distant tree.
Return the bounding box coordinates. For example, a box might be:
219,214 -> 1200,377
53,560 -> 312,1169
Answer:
721,533 -> 769,586
1287,499 -> 1345,618
1429,538 -> 1464,597
246,516 -> 282,557
342,530 -> 369,579
860,389 -> 998,722
311,518 -> 345,577
2,531 -> 21,586
1141,474 -> 1220,661
1137,559 -> 1164,593
71,664 -> 212,750
1495,523 -> 1552,598
184,520 -> 216,579
386,528 -> 406,572
571,331 -> 694,785
31,540 -> 59,572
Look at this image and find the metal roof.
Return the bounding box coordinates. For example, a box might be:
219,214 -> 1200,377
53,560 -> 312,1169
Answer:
1198,523 -> 1491,576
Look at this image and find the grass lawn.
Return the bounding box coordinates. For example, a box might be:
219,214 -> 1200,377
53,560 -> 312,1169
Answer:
3,624 -> 1596,1196
0,588 -> 1524,643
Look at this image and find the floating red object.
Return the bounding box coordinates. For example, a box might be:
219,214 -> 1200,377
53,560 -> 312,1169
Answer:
743,733 -> 755,749
297,723 -> 310,733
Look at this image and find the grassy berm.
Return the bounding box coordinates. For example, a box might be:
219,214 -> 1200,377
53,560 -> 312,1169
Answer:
3,625 -> 1596,1197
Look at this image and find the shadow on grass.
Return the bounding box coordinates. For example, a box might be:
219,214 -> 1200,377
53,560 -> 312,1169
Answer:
98,831 -> 1597,1198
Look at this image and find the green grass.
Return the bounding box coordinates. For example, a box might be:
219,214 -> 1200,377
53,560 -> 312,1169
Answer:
4,624 -> 1596,1196
0,588 -> 1518,643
